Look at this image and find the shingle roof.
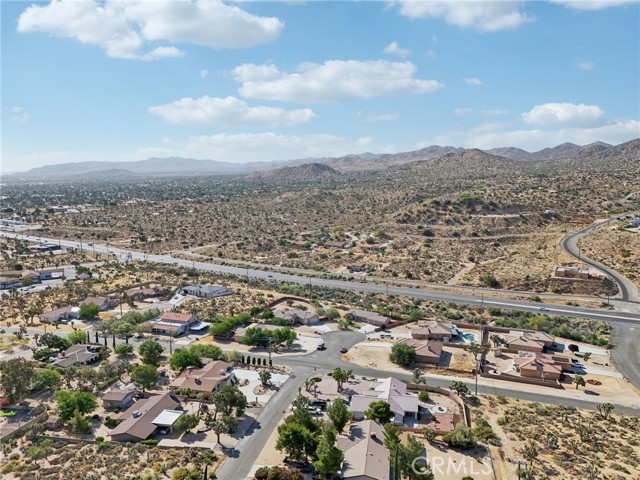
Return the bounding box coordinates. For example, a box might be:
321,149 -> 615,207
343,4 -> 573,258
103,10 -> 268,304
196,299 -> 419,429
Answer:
170,360 -> 232,393
338,420 -> 390,480
109,393 -> 181,441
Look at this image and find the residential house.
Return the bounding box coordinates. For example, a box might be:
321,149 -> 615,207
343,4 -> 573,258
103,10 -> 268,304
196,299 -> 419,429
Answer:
125,287 -> 157,301
102,390 -> 134,410
38,268 -> 65,280
338,420 -> 390,480
347,265 -> 369,273
0,269 -> 41,288
180,284 -> 233,299
52,344 -> 100,368
82,296 -> 117,311
109,393 -> 184,442
514,351 -> 573,381
506,331 -> 555,353
411,320 -> 458,341
39,306 -> 79,324
0,276 -> 22,289
350,377 -> 419,426
148,311 -> 198,336
232,323 -> 281,343
346,309 -> 390,327
170,360 -> 235,394
554,267 -> 602,280
275,307 -> 319,325
358,243 -> 386,252
396,338 -> 443,365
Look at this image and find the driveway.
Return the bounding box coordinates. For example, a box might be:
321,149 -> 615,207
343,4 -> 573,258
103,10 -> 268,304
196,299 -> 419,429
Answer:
234,369 -> 291,404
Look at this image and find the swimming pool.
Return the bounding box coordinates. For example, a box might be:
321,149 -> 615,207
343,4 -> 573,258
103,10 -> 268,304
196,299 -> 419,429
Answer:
462,332 -> 478,343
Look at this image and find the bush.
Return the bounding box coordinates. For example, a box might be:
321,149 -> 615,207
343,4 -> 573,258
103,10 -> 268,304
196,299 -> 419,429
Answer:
104,417 -> 119,427
418,391 -> 430,402
140,439 -> 158,445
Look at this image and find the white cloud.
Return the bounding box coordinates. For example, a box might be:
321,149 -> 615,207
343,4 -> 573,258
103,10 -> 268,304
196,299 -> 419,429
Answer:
391,0 -> 532,32
17,0 -> 284,60
357,112 -> 399,122
148,95 -> 315,127
136,133 -> 394,163
576,60 -> 595,70
431,120 -> 639,152
232,60 -> 443,103
383,41 -> 411,58
424,49 -> 437,58
8,106 -> 31,123
522,102 -> 604,127
200,69 -> 209,78
454,107 -> 472,116
464,77 -> 485,86
480,109 -> 508,116
551,1 -> 639,10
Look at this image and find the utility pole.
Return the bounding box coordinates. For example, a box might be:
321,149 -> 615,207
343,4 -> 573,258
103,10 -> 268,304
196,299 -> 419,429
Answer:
481,292 -> 484,308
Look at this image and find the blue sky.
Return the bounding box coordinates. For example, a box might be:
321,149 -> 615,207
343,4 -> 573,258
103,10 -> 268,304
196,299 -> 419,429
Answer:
2,0 -> 639,172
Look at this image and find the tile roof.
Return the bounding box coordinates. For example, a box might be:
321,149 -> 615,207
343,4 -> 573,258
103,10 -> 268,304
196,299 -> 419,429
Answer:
170,360 -> 232,393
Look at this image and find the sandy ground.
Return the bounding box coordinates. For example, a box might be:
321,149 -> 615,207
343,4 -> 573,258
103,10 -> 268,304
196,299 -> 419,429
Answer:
198,330 -> 322,357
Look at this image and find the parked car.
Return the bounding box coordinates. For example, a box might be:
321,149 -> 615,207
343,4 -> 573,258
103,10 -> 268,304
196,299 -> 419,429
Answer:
339,347 -> 348,353
380,333 -> 393,339
158,427 -> 169,435
317,342 -> 326,350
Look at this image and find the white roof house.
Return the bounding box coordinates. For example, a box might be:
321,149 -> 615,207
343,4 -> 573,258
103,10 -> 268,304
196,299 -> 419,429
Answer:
350,377 -> 419,425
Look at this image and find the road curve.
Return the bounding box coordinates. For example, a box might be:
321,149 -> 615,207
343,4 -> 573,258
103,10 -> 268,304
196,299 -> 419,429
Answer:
560,219 -> 640,303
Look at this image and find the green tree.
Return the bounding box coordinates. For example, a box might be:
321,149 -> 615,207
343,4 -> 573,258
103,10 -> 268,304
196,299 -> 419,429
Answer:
38,333 -> 71,351
422,427 -> 437,443
520,440 -> 539,467
54,390 -> 98,421
170,348 -> 204,372
490,334 -> 506,347
418,390 -> 430,403
276,421 -> 317,462
67,330 -> 89,345
188,344 -> 223,359
174,413 -> 199,434
389,343 -> 416,366
138,340 -> 164,366
596,402 -> 614,420
114,343 -> 134,358
208,414 -> 238,445
131,364 -> 159,393
79,303 -> 100,320
326,398 -> 350,432
213,385 -> 247,417
69,408 -> 93,434
325,307 -> 340,321
364,401 -> 394,424
450,381 -> 470,397
411,368 -> 424,384
0,357 -> 35,403
573,375 -> 586,390
331,367 -> 350,391
33,369 -> 62,391
313,425 -> 344,477
259,369 -> 272,386
400,435 -> 431,480
443,423 -> 475,449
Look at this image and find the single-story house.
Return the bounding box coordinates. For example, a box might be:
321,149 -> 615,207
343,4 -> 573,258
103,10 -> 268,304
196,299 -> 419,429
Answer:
554,267 -> 601,280
338,420 -> 390,480
52,344 -> 100,368
346,309 -> 391,327
125,287 -> 157,301
324,241 -> 349,249
148,311 -> 198,336
351,377 -> 419,426
0,269 -> 41,288
275,307 -> 319,325
396,338 -> 443,364
506,331 -> 556,353
39,306 -> 79,323
82,296 -> 117,311
38,268 -> 65,280
347,265 -> 369,273
170,360 -> 235,394
233,323 -> 282,343
0,276 -> 22,289
102,389 -> 134,410
44,415 -> 63,430
411,320 -> 458,341
109,393 -> 184,442
180,284 -> 233,299
514,351 -> 573,381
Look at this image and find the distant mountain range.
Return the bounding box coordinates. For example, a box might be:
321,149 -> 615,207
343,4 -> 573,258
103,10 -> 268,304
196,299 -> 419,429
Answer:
2,139 -> 638,183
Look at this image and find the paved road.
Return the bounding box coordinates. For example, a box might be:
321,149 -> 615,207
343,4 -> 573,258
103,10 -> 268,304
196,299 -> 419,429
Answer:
560,218 -> 640,303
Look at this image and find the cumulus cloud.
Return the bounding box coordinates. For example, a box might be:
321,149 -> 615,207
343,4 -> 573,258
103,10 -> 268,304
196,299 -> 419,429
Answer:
200,69 -> 209,78
383,41 -> 411,58
148,96 -> 315,127
357,112 -> 399,122
232,60 -> 443,103
522,102 -> 604,127
576,60 -> 595,70
17,0 -> 284,60
464,77 -> 485,86
551,0 -> 638,10
390,0 -> 532,32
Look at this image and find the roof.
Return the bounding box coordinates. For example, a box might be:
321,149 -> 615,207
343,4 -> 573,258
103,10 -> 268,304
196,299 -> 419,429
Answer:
346,309 -> 390,324
338,420 -> 390,480
414,320 -> 454,336
159,311 -> 195,323
82,296 -> 108,306
40,306 -> 77,319
507,336 -> 544,349
350,377 -> 418,418
151,409 -> 184,427
515,351 -> 571,374
277,308 -> 319,323
170,360 -> 232,392
52,344 -> 99,368
102,390 -> 133,402
125,287 -> 156,296
182,284 -> 230,295
109,393 -> 182,441
396,338 -> 443,361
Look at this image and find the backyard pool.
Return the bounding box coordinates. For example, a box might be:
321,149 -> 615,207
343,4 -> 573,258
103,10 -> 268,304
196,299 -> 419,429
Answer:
462,332 -> 478,343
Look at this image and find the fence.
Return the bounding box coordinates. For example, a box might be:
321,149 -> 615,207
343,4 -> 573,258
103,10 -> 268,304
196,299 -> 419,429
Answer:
406,383 -> 471,427
0,411 -> 49,442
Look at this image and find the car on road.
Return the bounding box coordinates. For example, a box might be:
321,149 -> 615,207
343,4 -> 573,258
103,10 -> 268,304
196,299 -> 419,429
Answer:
538,307 -> 547,311
267,274 -> 273,278
87,242 -> 93,246
339,347 -> 348,353
317,341 -> 326,350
